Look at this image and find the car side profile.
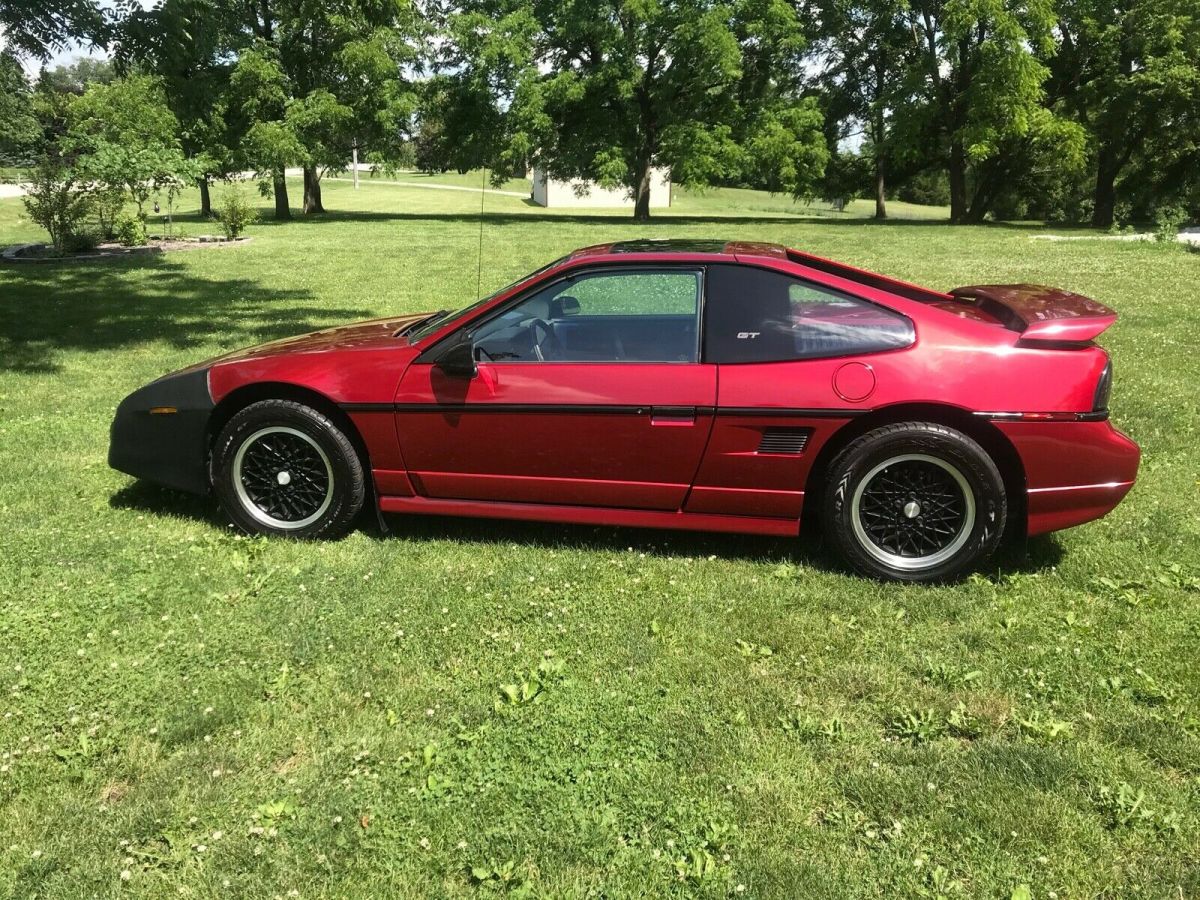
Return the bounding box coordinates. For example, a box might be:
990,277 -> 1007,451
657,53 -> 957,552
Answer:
109,239 -> 1139,582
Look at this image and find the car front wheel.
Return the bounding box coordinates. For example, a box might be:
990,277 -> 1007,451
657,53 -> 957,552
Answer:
212,399 -> 365,539
821,422 -> 1006,582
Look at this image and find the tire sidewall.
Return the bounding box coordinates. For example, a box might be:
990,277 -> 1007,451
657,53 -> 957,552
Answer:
213,401 -> 364,539
825,424 -> 1006,582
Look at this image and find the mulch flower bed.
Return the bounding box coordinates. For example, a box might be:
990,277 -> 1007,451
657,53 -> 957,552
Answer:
1,235 -> 251,263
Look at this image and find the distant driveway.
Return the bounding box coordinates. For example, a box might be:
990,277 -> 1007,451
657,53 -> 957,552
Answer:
325,175 -> 528,198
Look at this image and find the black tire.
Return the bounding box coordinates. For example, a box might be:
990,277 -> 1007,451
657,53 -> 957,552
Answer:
212,399 -> 365,539
821,422 -> 1006,583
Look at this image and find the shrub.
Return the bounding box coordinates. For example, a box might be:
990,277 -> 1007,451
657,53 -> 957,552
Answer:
897,170 -> 951,208
61,229 -> 101,254
1153,205 -> 1187,243
93,185 -> 126,240
21,160 -> 93,253
116,214 -> 148,247
216,183 -> 258,239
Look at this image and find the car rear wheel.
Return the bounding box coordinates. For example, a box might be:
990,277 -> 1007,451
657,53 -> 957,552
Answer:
212,399 -> 365,539
821,422 -> 1006,582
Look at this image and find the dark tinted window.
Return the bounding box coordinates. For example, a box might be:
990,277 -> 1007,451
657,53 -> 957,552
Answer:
704,264 -> 914,363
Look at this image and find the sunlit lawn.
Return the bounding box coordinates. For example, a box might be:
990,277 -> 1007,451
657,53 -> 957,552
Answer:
0,178 -> 1197,897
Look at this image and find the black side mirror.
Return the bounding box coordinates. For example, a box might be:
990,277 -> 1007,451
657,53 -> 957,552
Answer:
435,340 -> 477,378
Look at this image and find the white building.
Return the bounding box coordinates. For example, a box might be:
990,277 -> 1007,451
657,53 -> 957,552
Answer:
530,167 -> 671,209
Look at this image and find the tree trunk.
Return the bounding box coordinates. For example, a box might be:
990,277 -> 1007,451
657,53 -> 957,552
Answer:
874,155 -> 887,220
871,64 -> 887,221
633,157 -> 652,221
1092,144 -> 1119,229
303,165 -> 325,214
948,139 -> 968,224
273,169 -> 291,220
198,177 -> 212,218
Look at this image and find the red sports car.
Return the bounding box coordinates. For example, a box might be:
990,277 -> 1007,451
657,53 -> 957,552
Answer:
109,240 -> 1139,581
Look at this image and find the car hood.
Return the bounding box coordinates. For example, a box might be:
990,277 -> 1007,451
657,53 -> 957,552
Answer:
209,313 -> 433,365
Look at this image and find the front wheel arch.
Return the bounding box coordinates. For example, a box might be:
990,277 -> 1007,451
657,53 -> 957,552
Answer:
207,382 -> 372,487
803,403 -> 1026,540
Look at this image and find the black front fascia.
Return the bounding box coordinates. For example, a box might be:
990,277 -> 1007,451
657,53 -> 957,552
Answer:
108,368 -> 215,494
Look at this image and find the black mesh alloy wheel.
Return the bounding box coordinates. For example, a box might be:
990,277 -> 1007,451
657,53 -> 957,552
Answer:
821,422 -> 1007,582
213,400 -> 365,539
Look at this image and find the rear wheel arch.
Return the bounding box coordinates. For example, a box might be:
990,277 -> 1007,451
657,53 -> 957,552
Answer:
803,403 -> 1026,538
207,382 -> 372,479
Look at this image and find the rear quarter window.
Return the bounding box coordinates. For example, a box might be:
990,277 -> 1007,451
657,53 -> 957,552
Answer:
704,264 -> 914,364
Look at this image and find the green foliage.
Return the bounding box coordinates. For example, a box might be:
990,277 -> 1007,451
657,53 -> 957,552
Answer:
897,170 -> 951,207
1153,205 -> 1187,242
58,226 -> 100,253
440,0 -> 826,218
0,0 -> 106,62
215,183 -> 258,239
219,3 -> 419,213
886,707 -> 946,744
893,0 -> 1063,222
1055,0 -> 1200,225
115,213 -> 147,247
64,74 -> 197,217
1094,782 -> 1182,834
19,158 -> 92,252
91,184 -> 125,241
0,52 -> 43,167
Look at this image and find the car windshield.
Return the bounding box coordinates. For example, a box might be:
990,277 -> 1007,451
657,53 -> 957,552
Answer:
404,255 -> 570,342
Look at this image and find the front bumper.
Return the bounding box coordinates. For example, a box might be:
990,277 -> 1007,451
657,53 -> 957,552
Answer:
108,368 -> 215,495
995,418 -> 1140,536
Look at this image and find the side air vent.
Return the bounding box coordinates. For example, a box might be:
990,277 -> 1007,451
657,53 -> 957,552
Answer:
757,427 -> 812,454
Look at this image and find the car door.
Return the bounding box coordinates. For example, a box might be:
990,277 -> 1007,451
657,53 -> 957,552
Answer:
394,266 -> 717,510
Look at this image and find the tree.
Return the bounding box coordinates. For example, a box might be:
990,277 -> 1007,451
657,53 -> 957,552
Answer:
437,0 -> 827,220
419,3 -> 539,177
897,0 -> 1061,223
237,0 -> 420,215
0,0 -> 107,61
35,56 -> 114,93
21,159 -> 93,252
1054,0 -> 1200,227
811,0 -> 915,219
0,52 -> 43,168
64,75 -> 197,225
115,0 -> 246,217
228,48 -> 297,219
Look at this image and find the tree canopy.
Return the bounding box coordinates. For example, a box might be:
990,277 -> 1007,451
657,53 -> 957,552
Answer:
430,0 -> 827,219
3,0 -> 1197,225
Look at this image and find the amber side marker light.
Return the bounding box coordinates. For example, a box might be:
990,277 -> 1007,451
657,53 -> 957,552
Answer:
149,406 -> 178,415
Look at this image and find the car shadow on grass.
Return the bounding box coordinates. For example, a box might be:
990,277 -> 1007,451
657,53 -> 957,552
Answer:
376,510 -> 829,565
109,481 -> 230,528
110,481 -> 1064,579
369,509 -> 1065,579
0,254 -> 375,374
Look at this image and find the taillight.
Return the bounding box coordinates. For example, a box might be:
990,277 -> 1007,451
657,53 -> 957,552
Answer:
1094,358 -> 1112,412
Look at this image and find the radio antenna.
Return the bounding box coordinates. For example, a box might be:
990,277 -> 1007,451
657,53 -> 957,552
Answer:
476,167 -> 487,299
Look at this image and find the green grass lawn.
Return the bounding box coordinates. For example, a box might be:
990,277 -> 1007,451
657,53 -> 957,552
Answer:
1,179 -> 1198,898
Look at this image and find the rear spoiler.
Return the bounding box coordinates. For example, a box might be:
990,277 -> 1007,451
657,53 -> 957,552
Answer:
949,284 -> 1117,343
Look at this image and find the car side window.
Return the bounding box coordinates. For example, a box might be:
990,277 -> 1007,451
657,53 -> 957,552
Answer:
472,269 -> 702,363
703,264 -> 914,364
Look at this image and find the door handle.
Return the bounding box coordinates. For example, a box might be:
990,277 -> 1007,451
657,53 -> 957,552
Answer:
650,406 -> 696,426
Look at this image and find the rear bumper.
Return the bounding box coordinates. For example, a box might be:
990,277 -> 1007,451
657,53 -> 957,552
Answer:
995,419 -> 1140,536
108,368 -> 214,495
